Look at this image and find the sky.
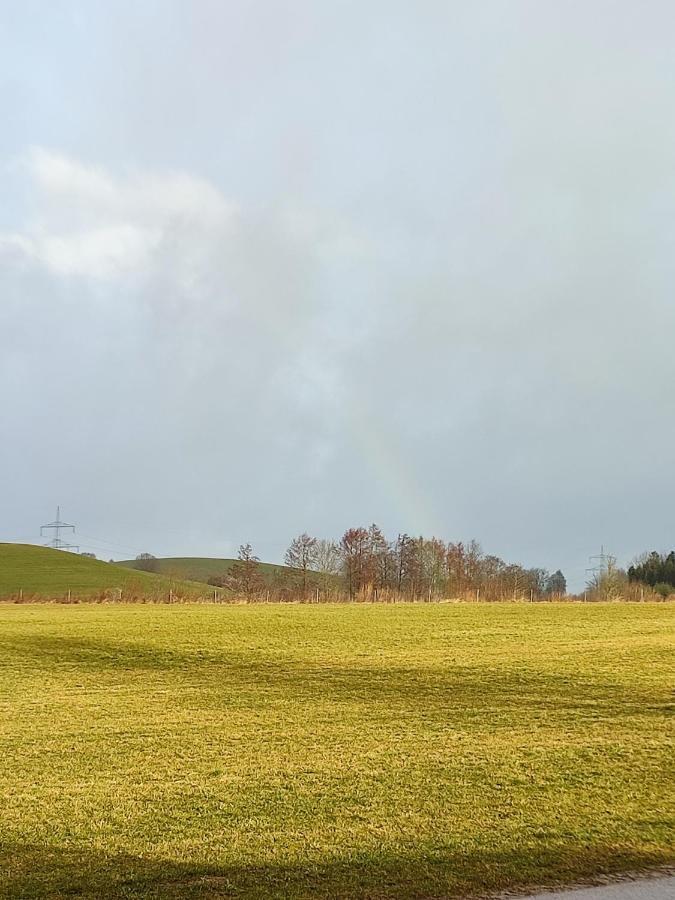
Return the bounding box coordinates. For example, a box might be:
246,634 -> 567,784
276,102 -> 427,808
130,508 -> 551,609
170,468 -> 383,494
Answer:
2,1 -> 675,589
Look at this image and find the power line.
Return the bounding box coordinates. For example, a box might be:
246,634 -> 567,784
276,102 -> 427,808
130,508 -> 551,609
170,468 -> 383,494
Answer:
76,534 -> 146,556
40,506 -> 79,553
2,524 -> 146,559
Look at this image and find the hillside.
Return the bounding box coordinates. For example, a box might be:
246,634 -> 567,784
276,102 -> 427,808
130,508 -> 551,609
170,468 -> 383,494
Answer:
115,556 -> 296,585
0,543 -> 201,599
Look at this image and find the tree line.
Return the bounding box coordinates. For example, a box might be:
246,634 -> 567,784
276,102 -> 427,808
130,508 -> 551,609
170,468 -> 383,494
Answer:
627,551 -> 675,598
126,540 -> 675,603
210,526 -> 567,602
581,549 -> 675,601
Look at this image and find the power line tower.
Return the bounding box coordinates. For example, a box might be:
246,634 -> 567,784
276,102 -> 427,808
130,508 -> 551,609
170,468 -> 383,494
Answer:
585,545 -> 617,587
40,506 -> 79,552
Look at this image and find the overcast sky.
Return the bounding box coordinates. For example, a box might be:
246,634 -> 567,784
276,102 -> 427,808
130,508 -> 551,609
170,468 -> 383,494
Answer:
2,1 -> 675,588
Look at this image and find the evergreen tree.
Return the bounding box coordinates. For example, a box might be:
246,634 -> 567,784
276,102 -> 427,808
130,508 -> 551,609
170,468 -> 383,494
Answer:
546,570 -> 567,596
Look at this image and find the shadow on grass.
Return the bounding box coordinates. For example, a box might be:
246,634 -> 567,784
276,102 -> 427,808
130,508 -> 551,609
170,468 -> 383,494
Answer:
4,634 -> 670,720
0,841 -> 669,899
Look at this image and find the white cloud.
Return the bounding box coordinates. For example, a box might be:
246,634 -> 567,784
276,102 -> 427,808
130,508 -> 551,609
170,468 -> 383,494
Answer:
28,147 -> 235,227
39,224 -> 160,279
2,148 -> 238,281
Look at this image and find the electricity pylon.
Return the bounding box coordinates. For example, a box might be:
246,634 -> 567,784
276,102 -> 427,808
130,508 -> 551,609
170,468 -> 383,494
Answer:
40,506 -> 79,552
585,545 -> 617,587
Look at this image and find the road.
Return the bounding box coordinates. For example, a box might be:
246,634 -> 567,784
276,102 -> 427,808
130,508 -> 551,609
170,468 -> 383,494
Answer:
526,875 -> 675,900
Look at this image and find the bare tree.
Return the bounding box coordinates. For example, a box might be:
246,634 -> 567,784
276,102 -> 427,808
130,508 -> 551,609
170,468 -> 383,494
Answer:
420,537 -> 447,600
135,552 -> 158,573
340,527 -> 370,598
368,524 -> 395,594
311,539 -> 342,595
284,533 -> 318,597
228,543 -> 264,599
587,554 -> 625,600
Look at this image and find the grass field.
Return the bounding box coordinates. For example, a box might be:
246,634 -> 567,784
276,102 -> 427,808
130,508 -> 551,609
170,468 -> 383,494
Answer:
114,556 -> 292,585
0,603 -> 672,899
0,544 -> 204,599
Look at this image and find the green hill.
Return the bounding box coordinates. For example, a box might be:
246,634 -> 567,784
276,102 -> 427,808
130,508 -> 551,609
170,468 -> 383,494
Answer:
0,544 -> 202,599
114,556 -> 293,585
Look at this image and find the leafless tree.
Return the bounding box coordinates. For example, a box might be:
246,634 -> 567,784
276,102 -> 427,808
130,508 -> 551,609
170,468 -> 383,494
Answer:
340,527 -> 370,598
135,552 -> 158,573
284,533 -> 318,597
311,539 -> 342,595
228,543 -> 264,599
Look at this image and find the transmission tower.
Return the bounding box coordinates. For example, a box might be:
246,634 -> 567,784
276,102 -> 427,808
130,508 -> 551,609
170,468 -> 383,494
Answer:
40,506 -> 79,552
585,545 -> 616,585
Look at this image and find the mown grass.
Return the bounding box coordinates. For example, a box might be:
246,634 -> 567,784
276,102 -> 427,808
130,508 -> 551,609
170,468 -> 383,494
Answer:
0,603 -> 672,898
0,544 -> 203,599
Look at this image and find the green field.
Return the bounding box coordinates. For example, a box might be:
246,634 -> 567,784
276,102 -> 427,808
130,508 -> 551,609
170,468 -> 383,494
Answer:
0,544 -> 202,599
0,603 -> 672,899
114,556 -> 292,585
